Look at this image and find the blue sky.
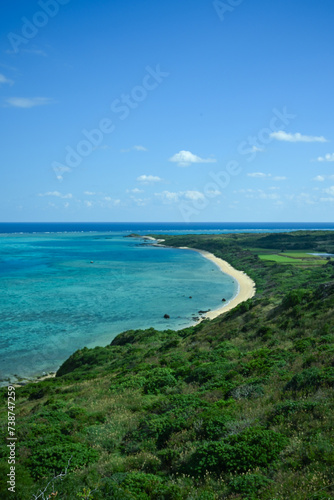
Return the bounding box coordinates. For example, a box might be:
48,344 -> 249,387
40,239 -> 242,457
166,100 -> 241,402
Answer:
1,0 -> 334,222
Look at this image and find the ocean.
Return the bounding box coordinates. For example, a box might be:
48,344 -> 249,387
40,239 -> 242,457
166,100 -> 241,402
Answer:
1,222 -> 333,383
1,221 -> 334,235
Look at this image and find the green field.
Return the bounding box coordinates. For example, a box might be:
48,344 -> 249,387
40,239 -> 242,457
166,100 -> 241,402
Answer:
258,251 -> 328,266
259,254 -> 303,263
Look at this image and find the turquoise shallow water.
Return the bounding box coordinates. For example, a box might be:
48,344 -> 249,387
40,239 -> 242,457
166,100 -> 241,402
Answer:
0,232 -> 237,382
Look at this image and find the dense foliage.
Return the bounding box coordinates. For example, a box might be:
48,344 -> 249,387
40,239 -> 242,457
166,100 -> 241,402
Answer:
1,231 -> 334,499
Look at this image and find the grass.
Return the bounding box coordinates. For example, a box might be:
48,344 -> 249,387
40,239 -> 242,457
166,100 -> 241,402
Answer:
258,250 -> 329,266
258,254 -> 304,263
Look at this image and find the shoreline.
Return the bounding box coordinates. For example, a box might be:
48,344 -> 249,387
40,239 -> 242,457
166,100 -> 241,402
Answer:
11,236 -> 255,386
176,246 -> 256,319
145,235 -> 256,320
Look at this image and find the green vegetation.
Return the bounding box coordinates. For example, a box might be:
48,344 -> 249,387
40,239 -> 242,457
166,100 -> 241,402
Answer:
258,254 -> 304,263
258,250 -> 328,266
1,230 -> 334,499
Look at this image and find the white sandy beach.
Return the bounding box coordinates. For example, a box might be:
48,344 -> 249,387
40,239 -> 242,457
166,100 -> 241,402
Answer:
177,247 -> 256,320
144,233 -> 256,320
144,236 -> 256,320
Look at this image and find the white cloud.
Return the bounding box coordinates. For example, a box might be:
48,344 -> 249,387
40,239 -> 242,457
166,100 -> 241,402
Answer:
131,197 -> 150,206
53,165 -> 71,182
247,172 -> 270,178
5,97 -> 53,108
250,146 -> 265,152
39,191 -> 72,199
155,191 -> 180,203
319,197 -> 334,203
270,131 -> 328,143
313,175 -> 325,182
137,175 -> 163,184
316,153 -> 334,162
324,186 -> 334,196
234,188 -> 280,200
184,191 -> 205,201
286,192 -> 317,205
121,145 -> 148,152
233,189 -> 256,194
84,191 -> 96,195
85,200 -> 93,208
296,193 -> 316,205
206,189 -> 221,196
155,190 -> 205,204
103,197 -> 121,206
64,202 -> 70,208
259,192 -> 280,200
169,150 -> 216,167
247,172 -> 286,181
0,73 -> 14,86
126,188 -> 144,194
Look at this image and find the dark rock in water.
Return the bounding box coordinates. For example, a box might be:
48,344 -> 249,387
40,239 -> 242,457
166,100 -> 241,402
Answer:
164,314 -> 170,319
189,296 -> 192,299
222,298 -> 226,302
90,261 -> 94,264
124,233 -> 141,238
198,309 -> 210,314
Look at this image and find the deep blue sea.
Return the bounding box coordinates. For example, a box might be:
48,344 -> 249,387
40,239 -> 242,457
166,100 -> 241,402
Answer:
1,222 -> 333,383
1,221 -> 334,235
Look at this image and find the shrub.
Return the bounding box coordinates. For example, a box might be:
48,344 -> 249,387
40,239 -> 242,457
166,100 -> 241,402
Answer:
256,325 -> 273,340
195,412 -> 231,440
229,383 -> 264,400
57,346 -> 113,377
143,368 -> 177,394
293,337 -> 316,353
268,400 -> 320,423
229,473 -> 272,498
184,428 -> 288,476
27,441 -> 99,479
284,367 -> 334,394
282,289 -> 312,308
120,472 -> 163,498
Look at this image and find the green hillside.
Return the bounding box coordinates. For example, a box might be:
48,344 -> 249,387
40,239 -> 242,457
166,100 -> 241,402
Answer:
1,231 -> 334,499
